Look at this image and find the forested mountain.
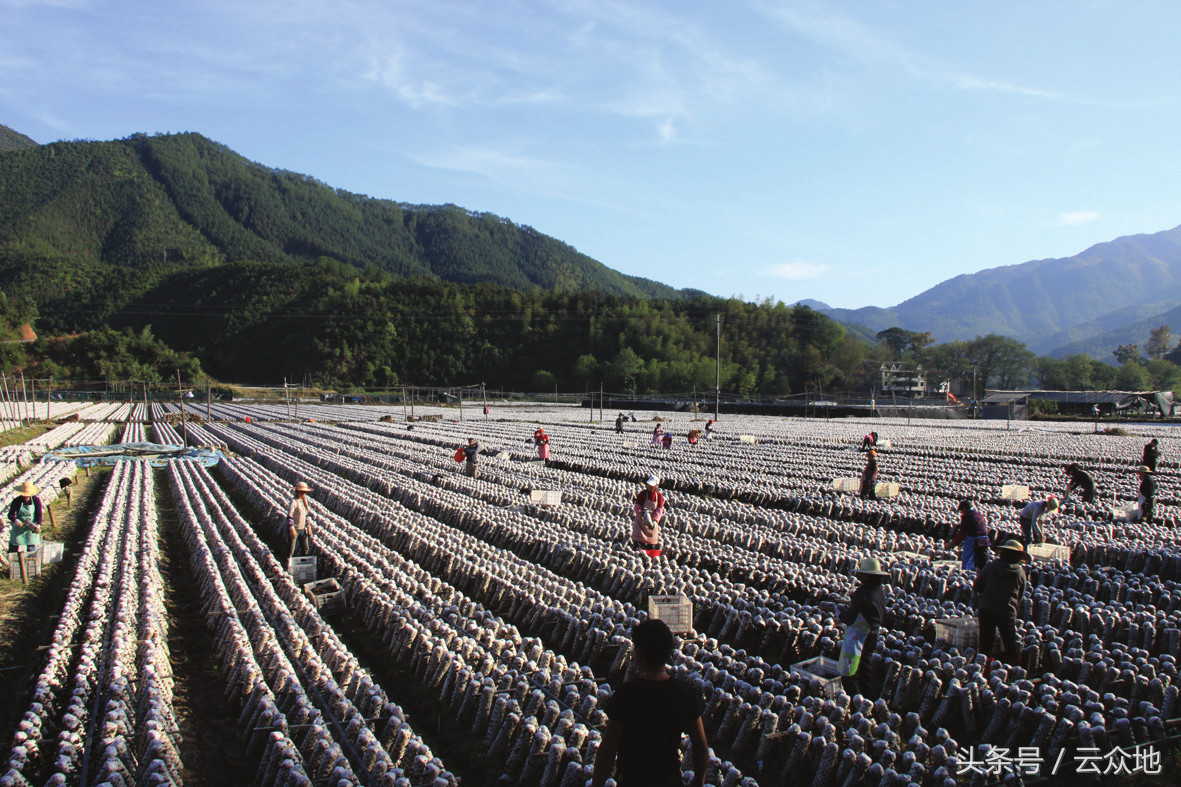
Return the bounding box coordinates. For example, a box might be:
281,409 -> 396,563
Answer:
0,127 -> 874,391
0,124 -> 37,153
0,131 -> 693,337
806,224 -> 1181,358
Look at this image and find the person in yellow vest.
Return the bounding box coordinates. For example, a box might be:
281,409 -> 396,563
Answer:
286,481 -> 315,569
7,480 -> 43,555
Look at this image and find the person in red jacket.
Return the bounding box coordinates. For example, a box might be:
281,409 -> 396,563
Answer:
632,475 -> 665,552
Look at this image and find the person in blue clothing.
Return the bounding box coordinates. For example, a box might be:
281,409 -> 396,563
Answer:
948,498 -> 990,570
7,480 -> 43,554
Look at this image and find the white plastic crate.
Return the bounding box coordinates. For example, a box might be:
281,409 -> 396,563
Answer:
892,550 -> 928,563
648,594 -> 693,635
739,435 -> 757,444
529,490 -> 563,506
1028,542 -> 1070,563
876,439 -> 893,449
934,616 -> 979,650
290,555 -> 317,584
622,441 -> 639,449
932,559 -> 960,571
40,541 -> 64,564
1112,502 -> 1141,522
832,478 -> 861,493
790,656 -> 843,698
874,482 -> 901,498
303,577 -> 344,614
1002,484 -> 1031,501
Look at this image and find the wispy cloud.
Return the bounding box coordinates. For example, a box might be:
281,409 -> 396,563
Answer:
766,260 -> 830,280
754,0 -> 1059,100
1055,210 -> 1101,226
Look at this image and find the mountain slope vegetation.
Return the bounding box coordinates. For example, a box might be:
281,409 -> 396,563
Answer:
0,131 -> 692,339
808,225 -> 1181,358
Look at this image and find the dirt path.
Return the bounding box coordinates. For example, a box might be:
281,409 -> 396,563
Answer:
154,468 -> 258,786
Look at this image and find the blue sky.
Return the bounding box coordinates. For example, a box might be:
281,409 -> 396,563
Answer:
3,0 -> 1181,309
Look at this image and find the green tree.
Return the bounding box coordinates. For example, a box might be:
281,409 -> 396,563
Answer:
1115,361 -> 1150,390
1114,343 -> 1143,366
1144,325 -> 1175,360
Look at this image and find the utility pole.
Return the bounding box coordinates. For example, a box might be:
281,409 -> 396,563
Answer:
177,370 -> 188,445
714,313 -> 721,422
482,382 -> 488,419
284,379 -> 291,418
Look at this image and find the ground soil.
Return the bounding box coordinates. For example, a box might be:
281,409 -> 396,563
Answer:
153,468 -> 258,786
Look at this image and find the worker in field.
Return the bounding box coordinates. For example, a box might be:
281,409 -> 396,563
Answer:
535,428 -> 550,461
651,423 -> 664,447
1137,465 -> 1157,525
974,539 -> 1029,675
286,481 -> 315,569
839,557 -> 888,697
7,480 -> 43,556
1063,463 -> 1096,504
616,412 -> 626,433
861,431 -> 879,452
1017,495 -> 1058,545
859,450 -> 879,500
462,437 -> 480,479
1143,439 -> 1160,473
632,475 -> 665,554
590,618 -> 708,787
948,498 -> 990,570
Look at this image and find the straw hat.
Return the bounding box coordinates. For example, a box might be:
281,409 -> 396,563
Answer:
997,539 -> 1030,560
293,481 -> 312,493
17,481 -> 39,497
1044,496 -> 1059,511
645,475 -> 661,487
854,557 -> 889,576
1136,465 -> 1155,474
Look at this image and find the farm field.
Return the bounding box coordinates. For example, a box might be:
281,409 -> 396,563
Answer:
1,402 -> 1179,786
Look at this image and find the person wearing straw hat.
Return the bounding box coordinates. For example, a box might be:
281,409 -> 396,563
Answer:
1137,465 -> 1157,525
839,556 -> 888,697
973,539 -> 1029,672
1017,495 -> 1058,546
632,475 -> 666,553
286,481 -> 315,569
7,480 -> 43,554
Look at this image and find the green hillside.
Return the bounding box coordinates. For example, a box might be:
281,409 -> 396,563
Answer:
0,131 -> 691,337
0,124 -> 37,153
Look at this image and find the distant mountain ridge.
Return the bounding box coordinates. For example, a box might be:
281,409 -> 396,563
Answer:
0,123 -> 37,152
0,129 -> 697,331
806,225 -> 1181,359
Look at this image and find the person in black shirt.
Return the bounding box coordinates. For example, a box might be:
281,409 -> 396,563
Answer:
1064,463 -> 1096,504
839,557 -> 888,697
592,619 -> 708,787
974,539 -> 1029,673
1138,465 -> 1157,525
462,437 -> 479,478
1143,439 -> 1160,473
